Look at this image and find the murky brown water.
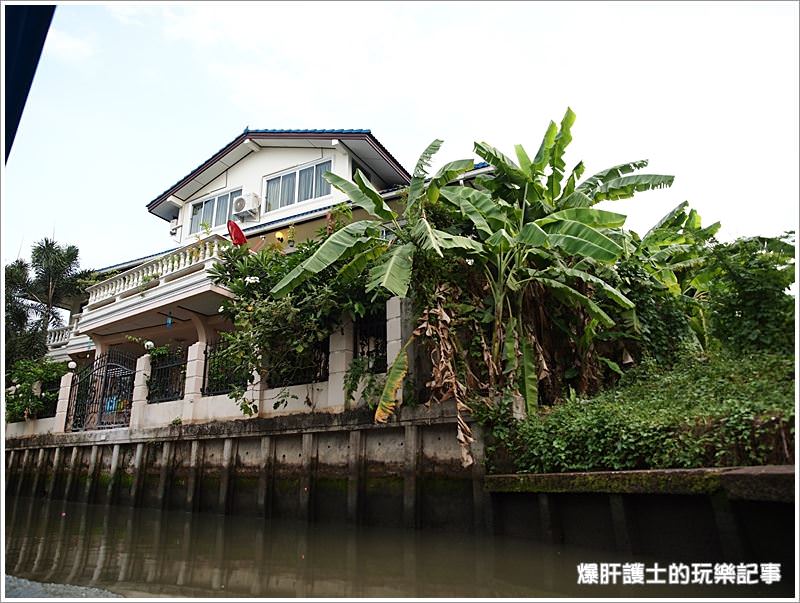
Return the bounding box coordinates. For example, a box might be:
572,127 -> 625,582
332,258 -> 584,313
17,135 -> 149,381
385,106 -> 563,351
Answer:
4,495 -> 790,597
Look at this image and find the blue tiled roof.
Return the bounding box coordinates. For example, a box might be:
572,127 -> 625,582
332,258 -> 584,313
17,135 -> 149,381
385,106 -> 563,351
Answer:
98,246 -> 180,273
245,128 -> 371,134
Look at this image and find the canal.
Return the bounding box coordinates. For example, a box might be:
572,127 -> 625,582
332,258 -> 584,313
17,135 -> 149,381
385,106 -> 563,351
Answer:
5,494 -> 791,597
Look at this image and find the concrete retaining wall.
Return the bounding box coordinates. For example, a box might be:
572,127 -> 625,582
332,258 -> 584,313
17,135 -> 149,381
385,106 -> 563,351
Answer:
5,401 -> 487,531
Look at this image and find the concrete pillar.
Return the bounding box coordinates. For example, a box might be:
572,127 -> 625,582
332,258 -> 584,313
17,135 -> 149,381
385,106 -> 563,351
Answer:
46,447 -> 63,499
218,438 -> 235,514
185,440 -> 200,512
538,493 -> 563,544
82,445 -> 99,504
256,436 -> 275,517
52,372 -> 74,433
181,342 -> 205,423
327,317 -> 354,410
609,494 -> 635,554
470,423 -> 490,533
6,450 -> 16,492
299,433 -> 316,521
386,297 -> 415,404
347,430 -> 365,523
130,443 -> 146,507
129,354 -> 151,429
63,447 -> 79,502
15,448 -> 30,497
106,444 -> 121,505
403,425 -> 420,529
30,448 -> 46,497
711,491 -> 746,560
187,311 -> 212,345
89,334 -> 110,357
156,441 -> 172,510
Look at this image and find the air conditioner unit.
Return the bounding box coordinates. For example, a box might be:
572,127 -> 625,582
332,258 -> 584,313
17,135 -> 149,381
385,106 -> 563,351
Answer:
232,192 -> 260,217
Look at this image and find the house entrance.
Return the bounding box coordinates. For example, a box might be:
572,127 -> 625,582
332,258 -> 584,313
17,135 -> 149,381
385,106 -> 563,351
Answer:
67,351 -> 136,431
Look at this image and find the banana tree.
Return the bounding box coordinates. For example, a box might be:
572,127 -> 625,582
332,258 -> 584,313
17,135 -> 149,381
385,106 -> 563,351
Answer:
270,141 -> 482,426
271,140 -> 481,300
435,108 -> 675,408
626,201 -> 721,349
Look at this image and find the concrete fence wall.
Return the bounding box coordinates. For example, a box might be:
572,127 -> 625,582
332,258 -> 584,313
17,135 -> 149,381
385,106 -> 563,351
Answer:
6,296 -> 411,438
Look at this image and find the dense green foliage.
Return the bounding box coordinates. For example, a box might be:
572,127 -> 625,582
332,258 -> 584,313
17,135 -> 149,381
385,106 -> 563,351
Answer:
208,212 -> 387,415
5,260 -> 47,373
4,238 -> 94,377
208,109 -> 795,472
479,351 -> 794,473
5,358 -> 68,422
705,234 -> 795,354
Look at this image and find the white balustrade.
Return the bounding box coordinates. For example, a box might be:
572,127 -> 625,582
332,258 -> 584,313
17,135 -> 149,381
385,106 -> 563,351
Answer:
85,235 -> 229,306
46,326 -> 71,347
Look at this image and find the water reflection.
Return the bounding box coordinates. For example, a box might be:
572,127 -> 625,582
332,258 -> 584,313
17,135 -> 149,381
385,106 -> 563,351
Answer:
4,495 -> 788,598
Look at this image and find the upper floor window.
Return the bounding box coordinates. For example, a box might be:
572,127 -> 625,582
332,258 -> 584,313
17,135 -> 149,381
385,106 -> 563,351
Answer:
189,189 -> 241,234
264,160 -> 332,213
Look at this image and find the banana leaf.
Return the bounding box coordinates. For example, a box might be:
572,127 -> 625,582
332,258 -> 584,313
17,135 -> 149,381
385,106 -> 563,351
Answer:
374,336 -> 414,423
367,242 -> 415,297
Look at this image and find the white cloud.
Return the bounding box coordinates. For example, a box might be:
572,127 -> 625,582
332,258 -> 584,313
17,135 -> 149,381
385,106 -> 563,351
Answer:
44,29 -> 95,62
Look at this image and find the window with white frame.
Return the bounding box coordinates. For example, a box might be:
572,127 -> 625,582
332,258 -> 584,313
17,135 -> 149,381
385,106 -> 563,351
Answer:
189,189 -> 242,234
264,160 -> 332,213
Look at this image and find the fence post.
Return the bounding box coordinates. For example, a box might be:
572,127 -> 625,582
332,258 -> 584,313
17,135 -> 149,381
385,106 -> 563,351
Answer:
386,297 -> 415,404
129,354 -> 151,430
52,372 -> 74,433
182,341 -> 205,423
328,316 -> 355,411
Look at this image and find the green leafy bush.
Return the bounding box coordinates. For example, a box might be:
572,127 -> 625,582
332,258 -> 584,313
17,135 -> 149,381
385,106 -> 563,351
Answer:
480,351 -> 794,473
207,223 -> 387,415
5,358 -> 68,422
705,234 -> 795,354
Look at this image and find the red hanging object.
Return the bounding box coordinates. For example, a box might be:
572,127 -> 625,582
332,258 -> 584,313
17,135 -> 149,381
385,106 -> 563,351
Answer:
227,220 -> 248,246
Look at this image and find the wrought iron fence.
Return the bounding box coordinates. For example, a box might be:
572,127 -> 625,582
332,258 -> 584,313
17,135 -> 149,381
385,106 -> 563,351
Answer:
148,348 -> 188,403
202,339 -> 250,396
67,350 -> 136,431
266,338 -> 330,388
354,315 -> 388,374
36,379 -> 61,418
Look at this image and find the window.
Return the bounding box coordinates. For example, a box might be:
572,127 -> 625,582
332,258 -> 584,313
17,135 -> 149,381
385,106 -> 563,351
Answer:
188,189 -> 241,234
264,159 -> 332,213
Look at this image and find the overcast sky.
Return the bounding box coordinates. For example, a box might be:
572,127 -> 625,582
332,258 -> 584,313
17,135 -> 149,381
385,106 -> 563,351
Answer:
3,1 -> 798,271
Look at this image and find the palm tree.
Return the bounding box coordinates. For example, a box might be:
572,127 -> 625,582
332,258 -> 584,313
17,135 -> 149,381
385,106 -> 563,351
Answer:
28,238 -> 90,332
5,259 -> 46,371
4,238 -> 92,373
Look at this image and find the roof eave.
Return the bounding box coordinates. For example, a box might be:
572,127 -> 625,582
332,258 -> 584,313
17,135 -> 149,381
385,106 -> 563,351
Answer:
146,131 -> 410,221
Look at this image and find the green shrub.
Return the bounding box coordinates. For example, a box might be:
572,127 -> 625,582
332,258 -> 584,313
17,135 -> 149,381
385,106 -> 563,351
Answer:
705,234 -> 795,355
5,358 -> 68,423
482,351 -> 794,473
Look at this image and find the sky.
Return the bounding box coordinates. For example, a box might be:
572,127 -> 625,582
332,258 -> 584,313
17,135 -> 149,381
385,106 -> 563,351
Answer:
2,1 -> 798,272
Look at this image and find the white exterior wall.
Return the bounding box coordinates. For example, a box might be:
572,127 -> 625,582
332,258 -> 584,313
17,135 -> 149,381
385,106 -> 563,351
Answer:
177,146 -> 351,243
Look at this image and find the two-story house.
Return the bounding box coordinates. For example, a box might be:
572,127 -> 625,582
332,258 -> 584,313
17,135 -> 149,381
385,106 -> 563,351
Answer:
34,129 -> 422,431
47,129 -> 410,363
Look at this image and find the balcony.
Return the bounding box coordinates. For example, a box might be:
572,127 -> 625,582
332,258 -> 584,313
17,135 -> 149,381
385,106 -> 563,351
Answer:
46,314 -> 95,362
86,235 -> 228,309
77,235 -> 234,337
47,325 -> 72,348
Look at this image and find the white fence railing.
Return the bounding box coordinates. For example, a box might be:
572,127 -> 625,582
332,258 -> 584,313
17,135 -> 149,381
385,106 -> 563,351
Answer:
46,313 -> 83,348
86,235 -> 227,307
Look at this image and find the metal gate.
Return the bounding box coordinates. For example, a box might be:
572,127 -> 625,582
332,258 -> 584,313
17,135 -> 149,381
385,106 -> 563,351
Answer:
67,350 -> 137,431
